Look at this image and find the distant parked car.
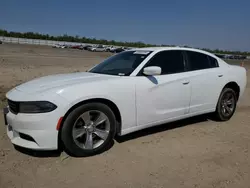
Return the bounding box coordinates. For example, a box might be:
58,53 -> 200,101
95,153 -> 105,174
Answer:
111,47 -> 125,53
90,45 -> 106,52
82,45 -> 92,50
0,40 -> 2,44
105,46 -> 116,52
77,45 -> 85,50
4,47 -> 247,157
52,44 -> 60,48
71,45 -> 82,49
52,44 -> 66,48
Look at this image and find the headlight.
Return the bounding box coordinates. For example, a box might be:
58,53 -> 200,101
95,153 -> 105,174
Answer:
19,101 -> 57,113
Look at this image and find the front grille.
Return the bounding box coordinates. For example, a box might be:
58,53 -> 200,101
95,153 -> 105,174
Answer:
7,99 -> 20,114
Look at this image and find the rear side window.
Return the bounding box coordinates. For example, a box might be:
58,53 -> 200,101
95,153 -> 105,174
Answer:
186,51 -> 211,71
208,56 -> 219,68
144,50 -> 185,75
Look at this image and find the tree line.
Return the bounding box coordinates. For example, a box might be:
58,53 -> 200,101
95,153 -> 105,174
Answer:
0,29 -> 249,56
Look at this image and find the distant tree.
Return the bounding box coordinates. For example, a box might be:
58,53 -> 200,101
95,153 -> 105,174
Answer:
0,29 -> 249,55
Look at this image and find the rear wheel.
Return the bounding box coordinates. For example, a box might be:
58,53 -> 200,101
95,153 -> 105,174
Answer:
215,88 -> 237,121
61,103 -> 116,157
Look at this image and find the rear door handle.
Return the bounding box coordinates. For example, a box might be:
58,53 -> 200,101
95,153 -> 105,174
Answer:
218,74 -> 223,77
183,81 -> 190,85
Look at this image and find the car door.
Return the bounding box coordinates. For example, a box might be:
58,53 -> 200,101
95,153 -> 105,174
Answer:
135,50 -> 191,127
183,50 -> 225,114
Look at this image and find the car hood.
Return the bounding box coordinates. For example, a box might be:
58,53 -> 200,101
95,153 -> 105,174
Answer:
14,72 -> 118,94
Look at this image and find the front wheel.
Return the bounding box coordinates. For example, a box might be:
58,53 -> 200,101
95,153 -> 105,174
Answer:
214,88 -> 237,121
61,103 -> 116,157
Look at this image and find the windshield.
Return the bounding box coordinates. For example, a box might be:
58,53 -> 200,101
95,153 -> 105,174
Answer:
88,50 -> 152,76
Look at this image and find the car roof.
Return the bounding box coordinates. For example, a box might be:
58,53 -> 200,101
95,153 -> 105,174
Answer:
130,46 -> 219,59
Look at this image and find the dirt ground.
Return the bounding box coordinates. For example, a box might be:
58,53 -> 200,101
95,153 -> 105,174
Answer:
0,43 -> 250,188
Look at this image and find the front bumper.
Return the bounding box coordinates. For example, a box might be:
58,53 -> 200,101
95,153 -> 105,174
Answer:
5,107 -> 60,150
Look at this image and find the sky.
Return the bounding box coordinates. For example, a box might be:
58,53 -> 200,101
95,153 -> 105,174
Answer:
1,0 -> 250,51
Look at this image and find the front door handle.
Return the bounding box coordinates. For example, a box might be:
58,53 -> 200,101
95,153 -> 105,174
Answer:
183,81 -> 190,85
218,74 -> 223,77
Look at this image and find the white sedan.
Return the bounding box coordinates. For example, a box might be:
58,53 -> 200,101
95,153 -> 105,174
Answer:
4,47 -> 247,157
90,46 -> 106,52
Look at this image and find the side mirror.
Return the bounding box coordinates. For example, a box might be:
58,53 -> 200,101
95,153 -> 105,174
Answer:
143,66 -> 161,76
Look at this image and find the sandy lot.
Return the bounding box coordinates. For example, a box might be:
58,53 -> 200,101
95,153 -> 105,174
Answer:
0,44 -> 250,188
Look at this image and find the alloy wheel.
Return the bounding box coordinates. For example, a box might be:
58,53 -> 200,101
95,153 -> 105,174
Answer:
72,110 -> 110,150
221,91 -> 236,117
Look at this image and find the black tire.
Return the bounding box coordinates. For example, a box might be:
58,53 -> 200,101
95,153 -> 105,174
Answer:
61,103 -> 116,157
214,88 -> 237,121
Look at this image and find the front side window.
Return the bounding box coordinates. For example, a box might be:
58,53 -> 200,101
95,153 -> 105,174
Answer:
140,50 -> 185,75
186,51 -> 218,71
89,50 -> 152,76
